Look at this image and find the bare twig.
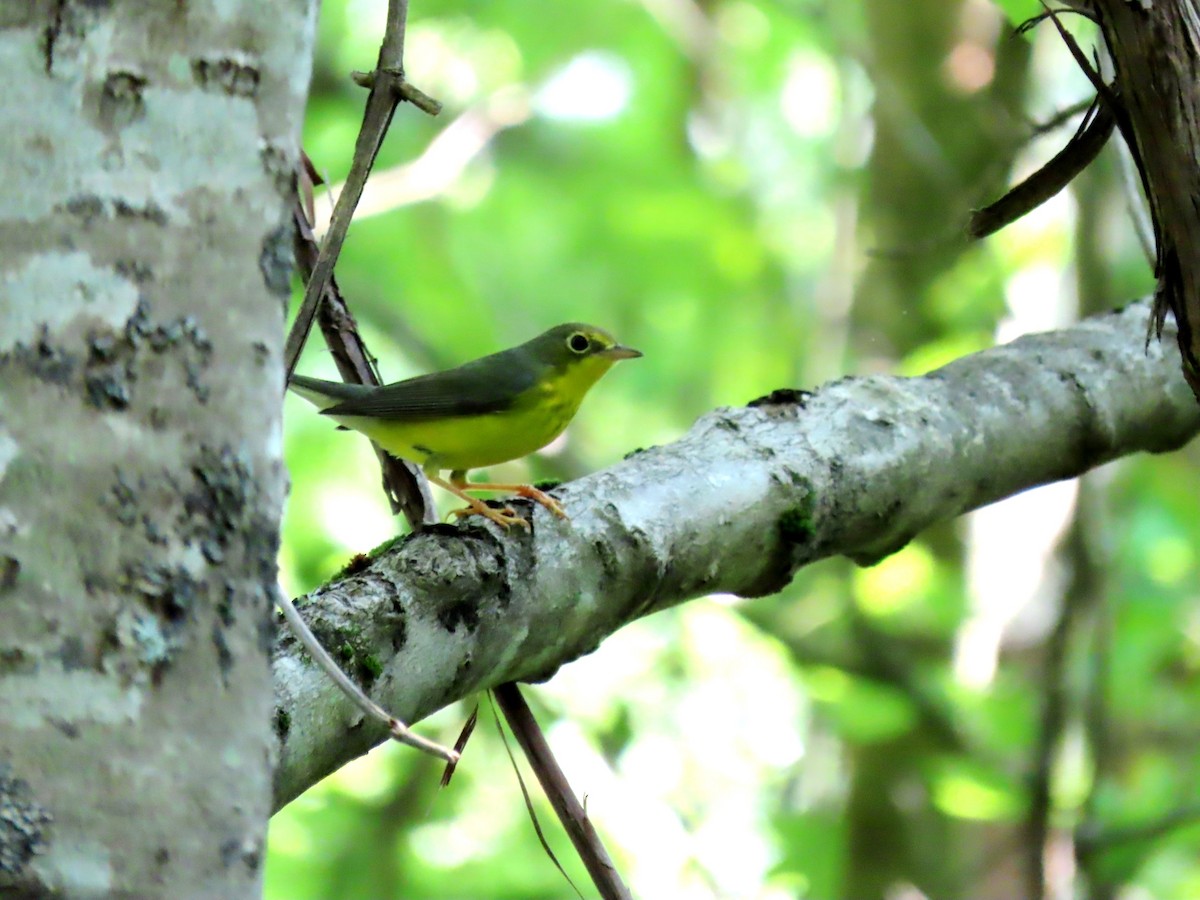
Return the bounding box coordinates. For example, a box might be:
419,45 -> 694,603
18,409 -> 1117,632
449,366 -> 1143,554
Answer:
969,100 -> 1115,239
1038,3 -> 1152,239
283,0 -> 439,528
1114,130 -> 1155,266
487,691 -> 584,900
275,590 -> 458,763
1075,478 -> 1117,900
492,683 -> 633,900
1024,506 -> 1090,900
314,87 -> 531,235
291,187 -> 435,527
273,2 -> 448,758
282,0 -> 441,383
351,70 -> 443,115
439,704 -> 478,787
1029,97 -> 1097,137
1039,5 -> 1117,111
1022,473 -> 1112,899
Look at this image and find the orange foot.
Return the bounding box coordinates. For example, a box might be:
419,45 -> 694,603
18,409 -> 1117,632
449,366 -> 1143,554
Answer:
426,472 -> 568,530
449,502 -> 529,530
505,484 -> 567,518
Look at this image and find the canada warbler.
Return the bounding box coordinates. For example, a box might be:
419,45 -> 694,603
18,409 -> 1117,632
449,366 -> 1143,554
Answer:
289,322 -> 641,528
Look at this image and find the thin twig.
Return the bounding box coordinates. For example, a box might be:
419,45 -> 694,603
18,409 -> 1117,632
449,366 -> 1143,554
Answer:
1024,479 -> 1107,899
275,590 -> 459,763
969,100 -> 1115,239
1040,5 -> 1114,108
283,0 -> 440,528
1114,132 -> 1155,266
487,692 -> 584,900
493,683 -> 633,900
1039,3 -> 1166,345
1029,97 -> 1096,137
291,186 -> 435,527
282,0 -> 441,383
1024,531 -> 1082,898
440,704 -> 478,787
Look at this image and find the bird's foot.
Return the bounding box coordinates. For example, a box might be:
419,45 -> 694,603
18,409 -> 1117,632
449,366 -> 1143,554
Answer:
510,485 -> 567,518
450,503 -> 530,530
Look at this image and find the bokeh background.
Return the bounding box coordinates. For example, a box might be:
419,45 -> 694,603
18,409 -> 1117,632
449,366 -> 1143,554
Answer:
271,1 -> 1200,897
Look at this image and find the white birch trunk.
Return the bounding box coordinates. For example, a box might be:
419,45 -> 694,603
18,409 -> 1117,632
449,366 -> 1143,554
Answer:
0,2 -> 314,895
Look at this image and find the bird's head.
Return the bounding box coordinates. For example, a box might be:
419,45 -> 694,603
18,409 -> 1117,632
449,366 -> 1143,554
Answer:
525,322 -> 642,394
531,322 -> 640,364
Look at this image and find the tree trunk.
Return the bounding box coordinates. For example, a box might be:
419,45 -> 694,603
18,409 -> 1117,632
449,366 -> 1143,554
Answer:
1093,0 -> 1200,398
0,2 -> 313,895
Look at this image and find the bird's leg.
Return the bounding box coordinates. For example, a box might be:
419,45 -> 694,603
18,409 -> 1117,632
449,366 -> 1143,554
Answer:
461,481 -> 567,518
426,471 -> 529,530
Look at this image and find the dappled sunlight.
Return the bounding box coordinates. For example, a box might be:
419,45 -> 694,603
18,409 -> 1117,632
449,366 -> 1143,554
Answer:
957,478 -> 1078,688
534,52 -> 634,122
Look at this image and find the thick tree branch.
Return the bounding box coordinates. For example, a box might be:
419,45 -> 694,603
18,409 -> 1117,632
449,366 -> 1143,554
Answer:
272,301 -> 1198,809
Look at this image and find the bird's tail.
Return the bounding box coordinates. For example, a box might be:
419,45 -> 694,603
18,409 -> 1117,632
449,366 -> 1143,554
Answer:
288,375 -> 375,411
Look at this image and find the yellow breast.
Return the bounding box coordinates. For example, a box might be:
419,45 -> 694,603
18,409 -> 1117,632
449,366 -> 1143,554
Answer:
333,380 -> 579,474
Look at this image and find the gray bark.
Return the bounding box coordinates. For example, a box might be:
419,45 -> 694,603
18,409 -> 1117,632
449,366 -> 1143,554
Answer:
0,2 -> 313,896
273,300 -> 1199,810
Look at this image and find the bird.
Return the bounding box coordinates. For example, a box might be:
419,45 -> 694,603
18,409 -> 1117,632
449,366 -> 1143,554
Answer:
289,322 -> 642,529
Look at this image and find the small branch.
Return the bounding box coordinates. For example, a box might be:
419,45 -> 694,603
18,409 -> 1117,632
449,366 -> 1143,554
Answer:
380,0 -> 408,68
313,87 -> 531,235
970,100 -> 1115,240
1040,5 -> 1119,114
1075,477 -> 1118,899
493,683 -> 632,900
291,189 -> 434,527
275,591 -> 458,763
1114,134 -> 1155,267
351,69 -> 444,115
282,0 -> 441,383
439,705 -> 477,787
276,0 -> 449,780
1029,97 -> 1098,137
487,694 -> 583,900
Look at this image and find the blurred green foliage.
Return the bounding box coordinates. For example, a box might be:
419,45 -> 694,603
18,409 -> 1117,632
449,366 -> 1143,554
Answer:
271,1 -> 1200,898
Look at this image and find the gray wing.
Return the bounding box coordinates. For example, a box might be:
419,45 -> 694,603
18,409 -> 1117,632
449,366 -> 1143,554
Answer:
319,348 -> 539,421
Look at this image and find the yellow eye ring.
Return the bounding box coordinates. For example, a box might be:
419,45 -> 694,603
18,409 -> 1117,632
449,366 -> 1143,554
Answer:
566,332 -> 590,354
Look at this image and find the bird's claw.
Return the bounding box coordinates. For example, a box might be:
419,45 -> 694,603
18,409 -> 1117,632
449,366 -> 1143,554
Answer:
450,504 -> 530,530
512,485 -> 567,518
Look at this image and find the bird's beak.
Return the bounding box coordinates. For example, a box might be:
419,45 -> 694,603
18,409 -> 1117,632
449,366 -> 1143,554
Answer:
600,344 -> 642,360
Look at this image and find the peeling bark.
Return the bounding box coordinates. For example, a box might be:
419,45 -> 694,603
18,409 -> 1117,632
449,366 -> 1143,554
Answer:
272,301 -> 1199,810
1092,1 -> 1200,397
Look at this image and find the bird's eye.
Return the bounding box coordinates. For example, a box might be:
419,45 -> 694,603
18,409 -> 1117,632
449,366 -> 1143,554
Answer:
567,332 -> 590,354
